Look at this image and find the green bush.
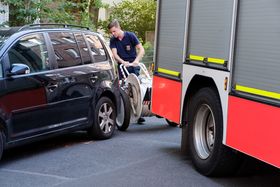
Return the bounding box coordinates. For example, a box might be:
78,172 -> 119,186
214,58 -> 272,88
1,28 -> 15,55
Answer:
99,0 -> 156,42
142,42 -> 154,73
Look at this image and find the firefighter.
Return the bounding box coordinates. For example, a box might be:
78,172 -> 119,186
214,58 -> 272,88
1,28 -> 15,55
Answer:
108,19 -> 146,124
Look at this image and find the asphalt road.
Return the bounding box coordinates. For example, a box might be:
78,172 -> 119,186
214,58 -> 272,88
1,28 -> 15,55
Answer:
0,117 -> 279,187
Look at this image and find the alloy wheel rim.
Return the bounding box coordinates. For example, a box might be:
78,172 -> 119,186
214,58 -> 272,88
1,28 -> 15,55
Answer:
98,103 -> 114,134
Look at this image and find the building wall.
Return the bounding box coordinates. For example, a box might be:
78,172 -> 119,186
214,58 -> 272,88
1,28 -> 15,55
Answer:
99,0 -> 123,21
0,3 -> 9,24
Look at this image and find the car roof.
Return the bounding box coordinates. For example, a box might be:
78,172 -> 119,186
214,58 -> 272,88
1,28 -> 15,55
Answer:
0,24 -> 92,37
0,24 -> 106,59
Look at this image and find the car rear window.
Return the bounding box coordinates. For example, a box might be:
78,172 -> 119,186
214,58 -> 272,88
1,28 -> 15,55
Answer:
49,32 -> 82,68
74,33 -> 91,64
85,34 -> 107,63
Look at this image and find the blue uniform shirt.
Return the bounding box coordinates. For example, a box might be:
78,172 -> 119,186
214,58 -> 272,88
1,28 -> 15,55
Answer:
110,31 -> 140,62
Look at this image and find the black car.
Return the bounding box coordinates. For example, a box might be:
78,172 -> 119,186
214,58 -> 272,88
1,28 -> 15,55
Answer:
0,24 -> 120,160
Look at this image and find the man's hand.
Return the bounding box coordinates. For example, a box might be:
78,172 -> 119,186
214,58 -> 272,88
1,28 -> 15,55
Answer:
123,61 -> 130,67
130,60 -> 140,67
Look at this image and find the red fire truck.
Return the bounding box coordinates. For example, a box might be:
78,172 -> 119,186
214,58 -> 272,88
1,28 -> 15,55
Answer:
151,0 -> 280,176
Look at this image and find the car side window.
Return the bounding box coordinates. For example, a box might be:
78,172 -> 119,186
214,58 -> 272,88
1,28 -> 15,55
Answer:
74,33 -> 91,64
8,33 -> 49,73
85,34 -> 107,62
49,32 -> 82,68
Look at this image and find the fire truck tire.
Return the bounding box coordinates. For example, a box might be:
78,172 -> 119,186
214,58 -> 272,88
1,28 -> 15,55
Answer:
116,89 -> 131,131
188,87 -> 241,176
165,119 -> 178,127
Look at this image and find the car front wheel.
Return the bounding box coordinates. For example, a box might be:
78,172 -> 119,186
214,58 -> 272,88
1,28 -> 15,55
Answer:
89,97 -> 116,140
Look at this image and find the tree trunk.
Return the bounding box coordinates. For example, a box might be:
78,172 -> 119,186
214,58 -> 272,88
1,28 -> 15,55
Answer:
9,4 -> 25,26
89,0 -> 99,30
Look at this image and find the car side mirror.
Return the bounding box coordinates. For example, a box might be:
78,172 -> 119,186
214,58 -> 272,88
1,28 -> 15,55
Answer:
7,63 -> 30,76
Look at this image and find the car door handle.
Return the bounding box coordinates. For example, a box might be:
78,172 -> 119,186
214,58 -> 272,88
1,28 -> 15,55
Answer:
47,83 -> 58,92
89,76 -> 98,83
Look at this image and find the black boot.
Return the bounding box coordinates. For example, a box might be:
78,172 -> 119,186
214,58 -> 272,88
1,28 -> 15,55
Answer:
137,117 -> 145,124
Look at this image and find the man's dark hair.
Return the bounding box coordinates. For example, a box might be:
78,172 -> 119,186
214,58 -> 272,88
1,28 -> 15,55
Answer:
107,19 -> 120,30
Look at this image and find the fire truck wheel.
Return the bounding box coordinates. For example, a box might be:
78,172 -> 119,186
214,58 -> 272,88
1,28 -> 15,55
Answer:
165,119 -> 178,127
116,89 -> 131,131
188,87 -> 241,176
88,97 -> 116,140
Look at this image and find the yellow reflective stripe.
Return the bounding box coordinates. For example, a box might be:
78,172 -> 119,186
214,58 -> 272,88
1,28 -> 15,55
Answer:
188,54 -> 226,65
189,54 -> 205,61
236,85 -> 280,100
207,57 -> 226,65
158,67 -> 180,77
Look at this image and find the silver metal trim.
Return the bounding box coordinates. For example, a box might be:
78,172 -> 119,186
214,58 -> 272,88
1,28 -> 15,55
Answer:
180,0 -> 191,124
228,0 -> 238,74
182,0 -> 190,64
153,0 -> 161,70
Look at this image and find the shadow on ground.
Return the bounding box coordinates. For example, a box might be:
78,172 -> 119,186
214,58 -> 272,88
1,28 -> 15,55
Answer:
1,131 -> 90,166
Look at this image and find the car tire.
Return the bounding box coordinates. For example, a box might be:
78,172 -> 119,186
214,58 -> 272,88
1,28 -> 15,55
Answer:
188,87 -> 241,176
166,119 -> 178,127
89,97 -> 116,140
116,89 -> 131,131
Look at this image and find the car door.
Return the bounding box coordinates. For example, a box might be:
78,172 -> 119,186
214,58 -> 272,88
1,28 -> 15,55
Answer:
0,32 -> 60,141
47,31 -> 94,126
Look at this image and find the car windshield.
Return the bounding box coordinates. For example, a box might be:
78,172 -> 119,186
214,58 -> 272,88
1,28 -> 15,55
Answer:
0,35 -> 8,48
0,27 -> 20,49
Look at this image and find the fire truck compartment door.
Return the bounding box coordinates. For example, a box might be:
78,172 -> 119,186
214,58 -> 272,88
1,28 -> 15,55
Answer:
155,0 -> 188,74
232,0 -> 280,104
